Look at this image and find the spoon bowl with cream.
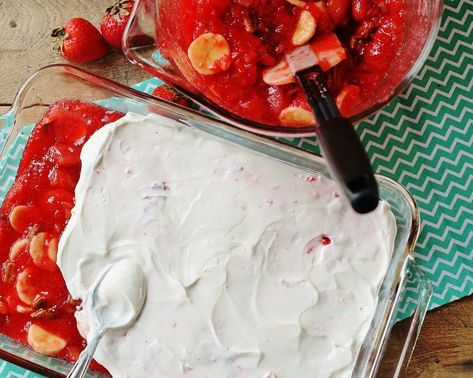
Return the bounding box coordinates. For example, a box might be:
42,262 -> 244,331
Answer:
67,259 -> 147,378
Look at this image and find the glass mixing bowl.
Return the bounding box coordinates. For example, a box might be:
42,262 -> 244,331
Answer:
123,0 -> 442,137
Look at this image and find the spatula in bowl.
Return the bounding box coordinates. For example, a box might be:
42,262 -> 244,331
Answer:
285,44 -> 379,214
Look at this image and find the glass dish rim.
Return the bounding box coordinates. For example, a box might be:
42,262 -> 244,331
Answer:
0,64 -> 427,378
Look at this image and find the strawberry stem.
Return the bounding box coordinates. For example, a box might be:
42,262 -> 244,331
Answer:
51,27 -> 68,52
106,0 -> 133,20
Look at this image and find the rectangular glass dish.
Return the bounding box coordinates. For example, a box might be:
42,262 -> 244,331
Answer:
0,65 -> 432,378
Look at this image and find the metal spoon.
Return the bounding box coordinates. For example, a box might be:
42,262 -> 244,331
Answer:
67,259 -> 147,378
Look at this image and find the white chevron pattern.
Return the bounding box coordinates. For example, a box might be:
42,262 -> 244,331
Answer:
367,117 -> 471,165
441,0 -> 471,16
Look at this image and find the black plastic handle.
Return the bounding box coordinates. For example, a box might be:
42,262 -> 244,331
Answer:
296,67 -> 379,214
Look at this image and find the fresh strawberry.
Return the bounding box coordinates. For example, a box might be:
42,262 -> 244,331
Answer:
100,0 -> 135,49
152,85 -> 193,107
52,18 -> 108,64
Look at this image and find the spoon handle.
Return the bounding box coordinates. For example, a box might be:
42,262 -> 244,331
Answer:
67,328 -> 106,378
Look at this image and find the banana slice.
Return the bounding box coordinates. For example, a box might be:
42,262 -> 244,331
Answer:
9,238 -> 28,260
27,324 -> 67,356
29,233 -> 57,271
17,305 -> 33,314
262,59 -> 295,86
9,205 -> 40,233
16,268 -> 37,305
279,107 -> 315,126
188,33 -> 232,75
292,10 -> 317,46
286,0 -> 307,7
29,233 -> 46,268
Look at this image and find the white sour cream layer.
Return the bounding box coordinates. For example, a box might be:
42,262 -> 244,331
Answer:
58,113 -> 396,378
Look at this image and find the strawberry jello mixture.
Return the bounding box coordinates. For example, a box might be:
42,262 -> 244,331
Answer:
157,0 -> 404,126
0,100 -> 122,370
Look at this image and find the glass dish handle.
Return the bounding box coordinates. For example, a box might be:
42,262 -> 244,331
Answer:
384,256 -> 432,377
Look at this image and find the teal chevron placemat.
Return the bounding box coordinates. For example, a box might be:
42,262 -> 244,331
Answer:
0,0 -> 470,375
0,360 -> 43,378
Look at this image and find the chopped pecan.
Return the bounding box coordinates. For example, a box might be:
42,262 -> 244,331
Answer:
30,305 -> 58,320
2,261 -> 16,283
63,297 -> 81,314
32,295 -> 47,309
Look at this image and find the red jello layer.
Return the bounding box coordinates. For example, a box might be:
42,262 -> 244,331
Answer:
0,100 -> 123,371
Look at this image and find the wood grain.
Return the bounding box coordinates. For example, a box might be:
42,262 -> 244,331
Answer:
0,1 -> 472,377
381,296 -> 473,377
0,0 -> 149,109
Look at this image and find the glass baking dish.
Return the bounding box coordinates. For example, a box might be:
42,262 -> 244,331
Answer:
0,64 -> 431,378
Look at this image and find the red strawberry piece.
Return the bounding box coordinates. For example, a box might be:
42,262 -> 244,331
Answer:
352,0 -> 374,22
320,235 -> 332,245
152,85 -> 193,107
52,18 -> 108,64
267,85 -> 291,115
363,30 -> 394,72
41,189 -> 74,210
43,108 -> 88,144
45,100 -> 124,137
38,189 -> 75,232
48,167 -> 76,191
306,3 -> 335,33
50,144 -> 81,168
290,91 -> 311,111
100,0 -> 135,49
176,97 -> 193,107
326,0 -> 351,26
311,33 -> 347,72
152,85 -> 177,102
336,84 -> 362,117
0,218 -> 16,255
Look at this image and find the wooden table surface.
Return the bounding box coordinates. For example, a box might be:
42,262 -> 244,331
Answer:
1,1 -> 472,377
